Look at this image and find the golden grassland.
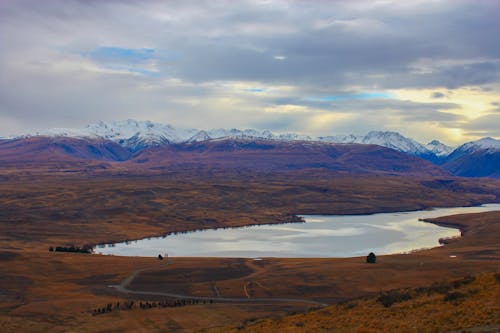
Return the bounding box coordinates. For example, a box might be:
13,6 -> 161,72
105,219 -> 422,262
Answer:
1,171 -> 499,248
218,273 -> 500,333
0,171 -> 499,332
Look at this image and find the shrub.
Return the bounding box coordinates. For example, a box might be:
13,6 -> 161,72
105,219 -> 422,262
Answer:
366,252 -> 376,264
54,245 -> 91,254
451,275 -> 475,288
443,291 -> 466,303
377,290 -> 412,307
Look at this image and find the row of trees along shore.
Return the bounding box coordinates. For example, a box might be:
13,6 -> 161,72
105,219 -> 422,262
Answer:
49,245 -> 92,253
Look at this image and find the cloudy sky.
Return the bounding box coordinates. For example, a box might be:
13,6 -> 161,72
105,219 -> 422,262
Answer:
1,0 -> 499,144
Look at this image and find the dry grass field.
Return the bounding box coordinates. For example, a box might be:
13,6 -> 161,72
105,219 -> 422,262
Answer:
1,171 -> 498,248
0,171 -> 499,332
218,272 -> 500,333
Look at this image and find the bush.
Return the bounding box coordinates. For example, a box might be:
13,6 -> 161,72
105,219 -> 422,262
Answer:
377,290 -> 412,307
54,245 -> 92,254
451,275 -> 475,288
366,252 -> 376,263
443,291 -> 466,303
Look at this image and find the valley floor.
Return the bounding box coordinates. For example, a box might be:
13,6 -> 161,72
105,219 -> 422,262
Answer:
0,171 -> 499,332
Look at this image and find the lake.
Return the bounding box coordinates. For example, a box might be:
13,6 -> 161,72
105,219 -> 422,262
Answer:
95,204 -> 500,258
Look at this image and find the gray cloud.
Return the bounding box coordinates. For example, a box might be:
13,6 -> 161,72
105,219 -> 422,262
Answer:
463,114 -> 500,137
432,92 -> 445,99
0,0 -> 499,142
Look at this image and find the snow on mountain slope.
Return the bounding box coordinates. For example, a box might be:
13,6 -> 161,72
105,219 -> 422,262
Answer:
318,131 -> 435,158
187,130 -> 212,143
318,134 -> 358,144
360,131 -> 432,156
426,140 -> 454,157
15,119 -> 479,160
454,137 -> 500,153
442,137 -> 499,178
29,120 -> 198,151
206,128 -> 277,140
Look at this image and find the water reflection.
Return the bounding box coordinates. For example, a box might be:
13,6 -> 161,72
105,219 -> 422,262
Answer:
95,204 -> 500,258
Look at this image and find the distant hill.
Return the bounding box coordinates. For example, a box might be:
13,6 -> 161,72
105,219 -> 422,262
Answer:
11,119 -> 445,159
0,136 -> 448,177
2,120 -> 499,178
0,136 -> 130,169
441,137 -> 500,178
127,138 -> 448,176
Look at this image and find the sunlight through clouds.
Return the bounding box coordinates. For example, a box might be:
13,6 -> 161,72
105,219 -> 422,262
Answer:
0,0 -> 498,142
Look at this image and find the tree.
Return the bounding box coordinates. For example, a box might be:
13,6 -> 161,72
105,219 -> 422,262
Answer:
366,252 -> 376,263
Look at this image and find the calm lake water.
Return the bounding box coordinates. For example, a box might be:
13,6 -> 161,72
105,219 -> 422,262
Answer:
95,204 -> 500,258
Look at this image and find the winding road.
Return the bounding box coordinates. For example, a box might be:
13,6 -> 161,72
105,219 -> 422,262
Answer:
109,263 -> 328,307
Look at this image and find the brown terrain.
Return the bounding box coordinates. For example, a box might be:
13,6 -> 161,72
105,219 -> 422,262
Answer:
0,139 -> 499,332
0,169 -> 498,332
0,136 -> 448,176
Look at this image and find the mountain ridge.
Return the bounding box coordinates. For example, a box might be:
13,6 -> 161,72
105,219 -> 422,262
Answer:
4,120 -> 499,178
10,119 -> 456,158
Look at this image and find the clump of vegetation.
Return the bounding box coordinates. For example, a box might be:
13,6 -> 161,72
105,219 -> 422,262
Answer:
443,291 -> 467,303
91,298 -> 214,316
49,245 -> 92,253
377,290 -> 412,307
451,275 -> 475,288
366,252 -> 376,263
416,275 -> 476,296
224,273 -> 500,333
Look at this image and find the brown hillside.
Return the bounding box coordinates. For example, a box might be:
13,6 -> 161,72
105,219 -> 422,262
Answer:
128,139 -> 449,176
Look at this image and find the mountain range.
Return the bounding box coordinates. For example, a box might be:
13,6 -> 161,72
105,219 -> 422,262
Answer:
2,119 -> 499,178
19,119 -> 451,157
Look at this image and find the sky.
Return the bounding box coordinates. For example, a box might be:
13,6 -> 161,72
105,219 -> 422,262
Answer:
1,0 -> 499,144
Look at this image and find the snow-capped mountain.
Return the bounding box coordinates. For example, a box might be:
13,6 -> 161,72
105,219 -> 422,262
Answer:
442,137 -> 499,166
6,120 -> 500,177
361,131 -> 432,156
187,130 -> 212,143
426,140 -> 454,157
317,131 -> 435,159
206,128 -> 276,141
13,119 -> 483,161
27,120 -> 199,151
318,134 -> 358,144
452,137 -> 500,154
441,137 -> 499,178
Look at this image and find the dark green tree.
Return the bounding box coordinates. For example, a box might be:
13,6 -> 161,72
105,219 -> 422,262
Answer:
366,252 -> 376,263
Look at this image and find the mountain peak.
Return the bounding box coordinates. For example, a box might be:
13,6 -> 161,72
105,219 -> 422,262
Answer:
459,137 -> 500,152
13,119 -> 489,159
425,140 -> 454,157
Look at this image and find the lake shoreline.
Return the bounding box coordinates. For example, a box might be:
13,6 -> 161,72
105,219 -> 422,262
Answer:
91,201 -> 499,252
94,203 -> 500,258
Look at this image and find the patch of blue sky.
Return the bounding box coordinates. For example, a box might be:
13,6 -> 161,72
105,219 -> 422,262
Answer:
304,92 -> 393,102
85,46 -> 155,64
244,88 -> 267,93
104,65 -> 161,77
